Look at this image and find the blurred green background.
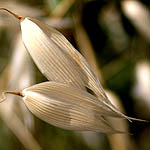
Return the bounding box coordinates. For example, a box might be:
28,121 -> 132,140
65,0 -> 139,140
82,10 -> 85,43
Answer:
0,0 -> 150,150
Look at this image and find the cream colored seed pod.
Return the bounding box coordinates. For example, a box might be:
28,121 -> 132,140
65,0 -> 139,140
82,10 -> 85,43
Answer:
0,8 -> 147,122
20,17 -> 132,120
5,81 -> 126,133
0,8 -> 121,116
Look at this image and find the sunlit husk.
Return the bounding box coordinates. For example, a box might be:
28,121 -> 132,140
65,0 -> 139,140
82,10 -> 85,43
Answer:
22,81 -> 123,133
20,18 -> 127,118
25,18 -> 107,99
21,18 -> 87,90
19,16 -> 148,122
23,81 -> 124,117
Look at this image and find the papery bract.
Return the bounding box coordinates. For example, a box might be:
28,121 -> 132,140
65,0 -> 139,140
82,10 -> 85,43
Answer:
7,81 -> 125,133
0,8 -> 147,123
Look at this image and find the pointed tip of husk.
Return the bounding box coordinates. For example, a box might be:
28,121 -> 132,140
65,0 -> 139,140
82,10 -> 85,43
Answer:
128,116 -> 150,123
0,8 -> 25,21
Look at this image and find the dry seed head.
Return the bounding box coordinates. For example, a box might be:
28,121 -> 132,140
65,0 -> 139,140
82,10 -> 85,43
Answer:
0,8 -> 25,21
0,8 -> 148,126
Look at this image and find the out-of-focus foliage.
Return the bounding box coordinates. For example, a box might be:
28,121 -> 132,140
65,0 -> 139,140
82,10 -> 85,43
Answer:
0,0 -> 149,150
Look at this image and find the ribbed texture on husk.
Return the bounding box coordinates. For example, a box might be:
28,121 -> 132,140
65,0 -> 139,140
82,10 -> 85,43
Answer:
21,18 -> 130,120
27,18 -> 107,100
23,81 -> 123,133
20,17 -> 135,121
21,18 -> 87,90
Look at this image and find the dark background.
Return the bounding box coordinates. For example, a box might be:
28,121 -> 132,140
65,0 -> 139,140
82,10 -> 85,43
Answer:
0,0 -> 150,149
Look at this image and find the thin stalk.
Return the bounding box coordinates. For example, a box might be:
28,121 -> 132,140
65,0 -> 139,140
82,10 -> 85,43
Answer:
0,8 -> 25,21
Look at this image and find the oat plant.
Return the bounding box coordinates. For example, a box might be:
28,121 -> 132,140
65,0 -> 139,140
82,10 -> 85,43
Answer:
0,8 -> 148,135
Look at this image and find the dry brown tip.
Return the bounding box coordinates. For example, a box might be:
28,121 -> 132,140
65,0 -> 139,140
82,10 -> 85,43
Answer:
0,8 -> 25,21
6,91 -> 24,97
